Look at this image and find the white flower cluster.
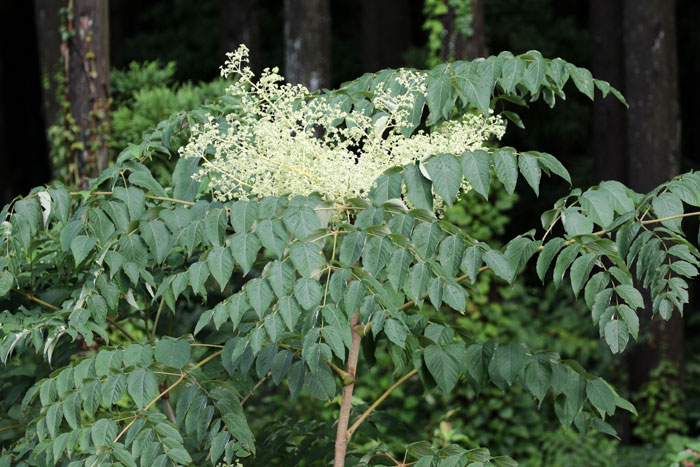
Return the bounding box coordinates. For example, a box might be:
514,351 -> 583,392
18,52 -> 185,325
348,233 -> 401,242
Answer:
179,44 -> 506,202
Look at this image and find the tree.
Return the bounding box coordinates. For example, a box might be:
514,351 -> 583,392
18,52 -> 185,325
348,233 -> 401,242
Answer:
220,0 -> 261,75
622,0 -> 684,425
283,0 -> 331,90
33,0 -> 64,140
360,0 -> 413,72
1,47 -> 699,467
65,0 -> 111,183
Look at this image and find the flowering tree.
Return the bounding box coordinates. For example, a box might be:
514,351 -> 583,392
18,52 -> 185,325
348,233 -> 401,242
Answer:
1,46 -> 699,466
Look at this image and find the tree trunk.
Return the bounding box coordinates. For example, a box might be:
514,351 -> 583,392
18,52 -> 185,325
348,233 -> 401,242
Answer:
283,0 -> 331,91
622,0 -> 684,429
590,0 -> 626,183
66,0 -> 111,183
360,0 -> 411,73
440,0 -> 486,62
220,0 -> 261,75
34,0 -> 64,134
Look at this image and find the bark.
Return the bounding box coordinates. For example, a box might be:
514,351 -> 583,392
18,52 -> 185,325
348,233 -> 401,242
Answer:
360,0 -> 411,72
283,0 -> 331,91
590,0 -> 626,183
333,311 -> 361,467
622,0 -> 684,424
220,0 -> 261,74
66,0 -> 111,182
34,0 -> 64,133
440,0 -> 486,62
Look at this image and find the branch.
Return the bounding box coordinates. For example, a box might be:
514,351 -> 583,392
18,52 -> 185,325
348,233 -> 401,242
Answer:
334,311 -> 362,467
11,289 -> 60,310
108,317 -> 136,342
346,368 -> 418,440
70,191 -> 195,206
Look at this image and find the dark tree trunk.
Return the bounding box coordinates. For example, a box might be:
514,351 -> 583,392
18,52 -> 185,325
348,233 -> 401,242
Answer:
440,0 -> 486,62
34,0 -> 64,134
283,0 -> 331,91
360,0 -> 411,73
590,0 -> 626,183
622,0 -> 684,430
220,0 -> 261,75
66,0 -> 111,183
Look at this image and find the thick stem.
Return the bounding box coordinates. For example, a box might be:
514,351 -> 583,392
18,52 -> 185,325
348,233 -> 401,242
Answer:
334,311 -> 361,467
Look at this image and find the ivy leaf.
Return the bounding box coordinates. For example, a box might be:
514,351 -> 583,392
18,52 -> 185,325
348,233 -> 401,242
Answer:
426,153 -> 462,206
493,148 -> 518,195
460,150 -> 491,199
207,246 -> 234,291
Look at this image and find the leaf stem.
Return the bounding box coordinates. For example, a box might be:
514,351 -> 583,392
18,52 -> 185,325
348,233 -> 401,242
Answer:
11,288 -> 59,310
346,368 -> 418,440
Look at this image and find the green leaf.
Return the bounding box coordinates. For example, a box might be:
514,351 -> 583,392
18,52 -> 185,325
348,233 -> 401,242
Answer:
230,200 -> 258,233
189,261 -> 210,296
283,206 -> 322,240
408,263 -> 432,302
553,243 -> 581,288
614,284 -> 644,309
344,281 -> 366,316
91,418 -> 118,448
101,373 -> 126,406
294,278 -> 322,311
443,283 -> 466,313
652,192 -> 684,231
388,248 -> 412,291
127,368 -> 158,408
456,70 -> 491,115
246,278 -> 274,318
460,150 -> 491,199
522,56 -> 547,94
580,190 -> 614,228
120,234 -> 148,267
426,153 -> 462,206
403,164 -> 433,210
483,250 -> 513,283
306,363 -> 337,401
113,186 -> 146,220
563,209 -> 593,236
438,236 -> 466,277
208,246 -> 234,291
204,207 -> 228,246
140,220 -> 171,263
128,171 -> 167,198
493,148 -> 518,195
265,260 -> 297,298
525,359 -> 552,402
412,221 -> 443,259
384,318 -> 407,348
569,253 -> 597,297
537,152 -> 572,185
586,379 -> 616,416
155,339 -> 190,369
617,304 -> 639,340
604,319 -> 629,354
518,152 -> 541,196
460,246 -> 482,283
321,326 -> 346,361
278,296 -> 301,331
172,157 -> 200,202
498,57 -> 525,93
231,233 -> 261,276
46,402 -> 62,438
255,218 -> 288,259
567,64 -> 595,100
424,344 -> 462,394
491,344 -> 526,386
289,242 -> 325,278
536,238 -> 565,282
370,172 -> 403,204
339,231 -> 366,265
426,73 -> 454,122
62,392 -> 81,430
70,235 -> 97,265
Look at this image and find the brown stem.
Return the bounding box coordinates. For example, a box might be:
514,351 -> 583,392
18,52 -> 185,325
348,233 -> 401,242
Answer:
0,424 -> 20,433
346,368 -> 418,440
334,311 -> 361,467
108,318 -> 135,342
11,288 -> 60,310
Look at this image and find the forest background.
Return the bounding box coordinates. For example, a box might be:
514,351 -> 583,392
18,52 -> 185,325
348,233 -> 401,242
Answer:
1,0 -> 699,465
